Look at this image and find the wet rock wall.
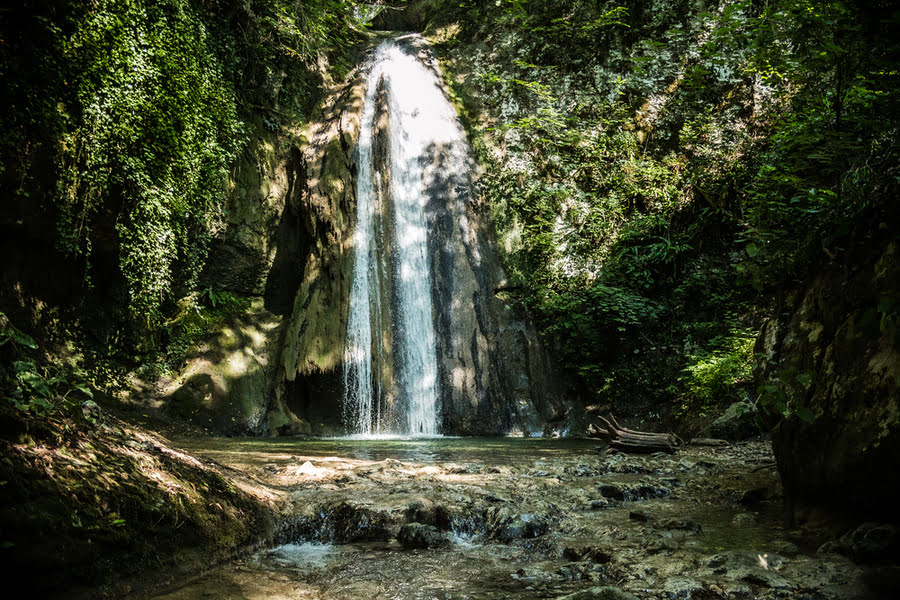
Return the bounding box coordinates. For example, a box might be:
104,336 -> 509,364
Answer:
272,37 -> 572,435
267,70 -> 368,435
756,233 -> 900,525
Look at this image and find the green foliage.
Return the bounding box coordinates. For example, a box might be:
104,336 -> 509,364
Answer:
0,313 -> 38,351
452,0 -> 633,63
756,366 -> 818,425
4,1 -> 244,334
735,0 -> 900,286
200,286 -> 223,309
469,61 -> 713,401
442,0 -> 899,420
1,313 -> 94,416
677,324 -> 756,417
1,0 -> 365,346
6,360 -> 94,415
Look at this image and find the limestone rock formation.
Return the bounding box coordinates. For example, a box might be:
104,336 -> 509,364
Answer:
203,122 -> 291,295
397,522 -> 450,548
271,37 -> 572,435
163,298 -> 280,434
710,401 -> 758,441
267,67 -> 366,435
757,238 -> 899,524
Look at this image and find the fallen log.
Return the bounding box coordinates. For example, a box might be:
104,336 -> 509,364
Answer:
609,415 -> 678,444
608,439 -> 675,454
590,415 -> 678,454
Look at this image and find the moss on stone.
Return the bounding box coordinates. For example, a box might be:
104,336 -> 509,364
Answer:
161,297 -> 279,435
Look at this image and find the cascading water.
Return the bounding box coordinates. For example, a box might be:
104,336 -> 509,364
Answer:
344,40 -> 464,437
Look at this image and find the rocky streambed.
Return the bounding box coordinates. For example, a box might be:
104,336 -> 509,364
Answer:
153,437 -> 889,599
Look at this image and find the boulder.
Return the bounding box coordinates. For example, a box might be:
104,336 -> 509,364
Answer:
497,513 -> 548,542
757,240 -> 900,524
710,401 -> 758,440
598,482 -> 669,502
397,523 -> 450,549
598,484 -> 625,502
818,522 -> 900,563
657,517 -> 702,533
732,513 -> 757,526
703,551 -> 791,590
629,510 -> 652,523
562,546 -> 612,564
663,576 -> 705,599
325,501 -> 403,543
589,498 -> 610,510
405,498 -> 437,525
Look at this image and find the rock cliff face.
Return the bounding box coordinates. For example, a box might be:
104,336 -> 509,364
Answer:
161,298 -> 280,435
756,235 -> 899,524
266,71 -> 366,435
405,38 -> 568,435
427,158 -> 568,435
202,121 -> 292,296
163,105 -> 307,431
270,38 -> 571,435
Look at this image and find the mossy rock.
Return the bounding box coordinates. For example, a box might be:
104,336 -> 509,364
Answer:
163,298 -> 279,434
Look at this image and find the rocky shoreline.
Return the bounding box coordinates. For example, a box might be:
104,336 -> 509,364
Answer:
4,404 -> 895,600
155,437 -> 897,599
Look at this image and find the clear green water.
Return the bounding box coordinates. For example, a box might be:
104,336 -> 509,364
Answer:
171,435 -> 599,466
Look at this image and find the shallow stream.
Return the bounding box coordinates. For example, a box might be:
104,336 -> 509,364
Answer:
154,437 -> 869,599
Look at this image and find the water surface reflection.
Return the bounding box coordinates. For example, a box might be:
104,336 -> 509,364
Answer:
172,436 -> 598,466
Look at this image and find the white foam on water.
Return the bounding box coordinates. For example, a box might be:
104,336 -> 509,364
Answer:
344,41 -> 466,437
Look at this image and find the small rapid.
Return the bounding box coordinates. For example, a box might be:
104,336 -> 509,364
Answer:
155,437 -> 868,600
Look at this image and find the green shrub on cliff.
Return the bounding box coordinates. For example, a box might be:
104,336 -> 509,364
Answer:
437,0 -> 900,416
1,0 -> 364,348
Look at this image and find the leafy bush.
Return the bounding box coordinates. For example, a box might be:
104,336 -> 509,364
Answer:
1,313 -> 94,416
678,325 -> 756,417
436,0 -> 900,418
1,0 -> 365,347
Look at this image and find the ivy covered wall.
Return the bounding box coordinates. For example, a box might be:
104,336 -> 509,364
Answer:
1,0 -> 364,349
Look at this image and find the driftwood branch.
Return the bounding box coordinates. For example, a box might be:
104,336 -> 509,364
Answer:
588,414 -> 677,454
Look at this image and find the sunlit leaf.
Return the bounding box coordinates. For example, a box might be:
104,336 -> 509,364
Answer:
74,384 -> 94,398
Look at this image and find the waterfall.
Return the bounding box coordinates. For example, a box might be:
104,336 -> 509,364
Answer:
343,40 -> 461,437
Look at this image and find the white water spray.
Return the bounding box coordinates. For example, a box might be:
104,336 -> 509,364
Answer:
344,40 -> 463,436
